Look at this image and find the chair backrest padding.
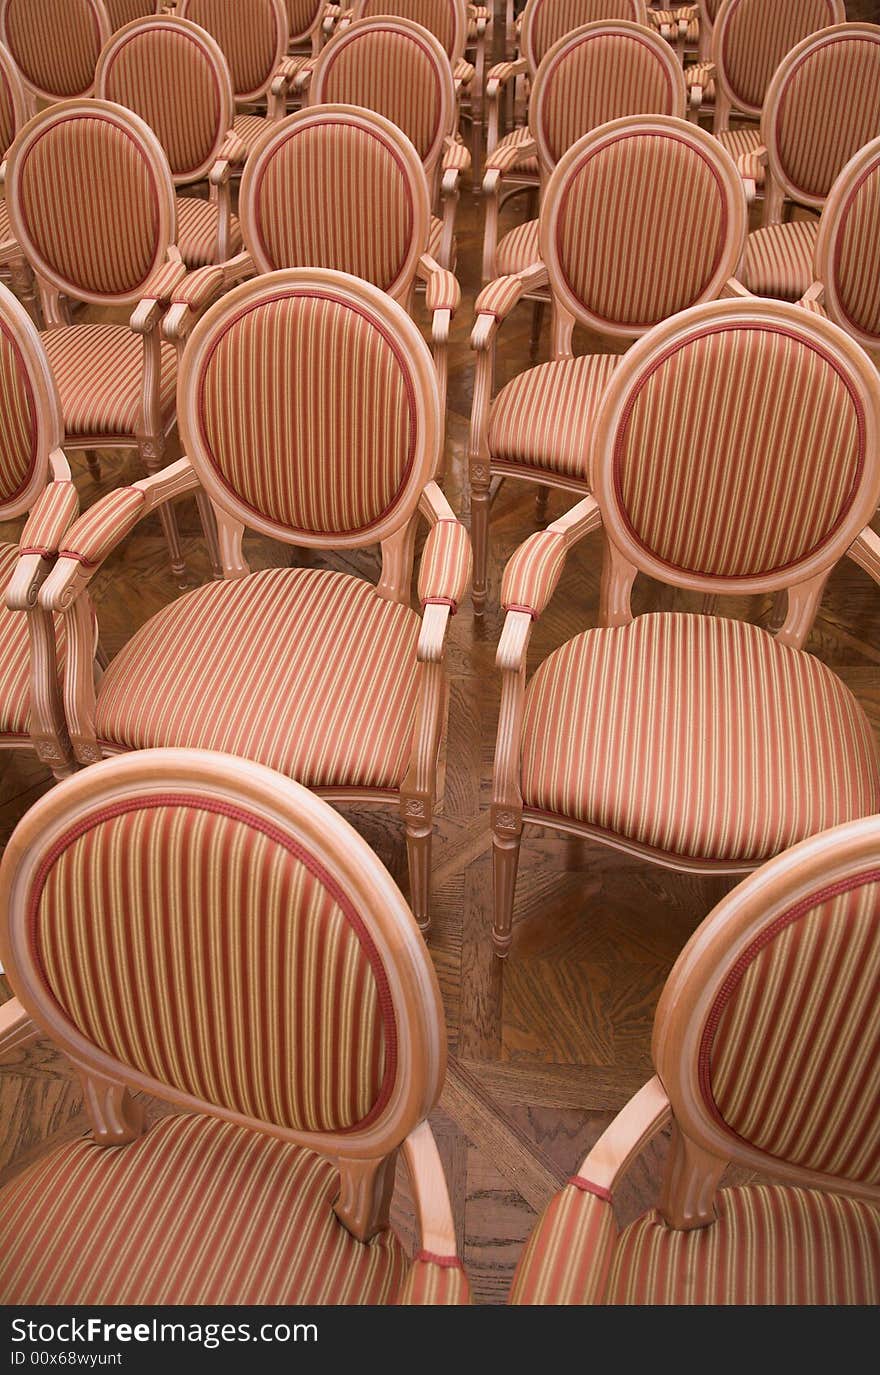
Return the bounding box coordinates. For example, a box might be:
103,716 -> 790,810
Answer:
815,136 -> 880,353
0,0 -> 110,101
353,0 -> 467,63
521,0 -> 647,74
0,41 -> 25,157
712,0 -> 844,119
179,0 -> 287,102
0,282 -> 63,519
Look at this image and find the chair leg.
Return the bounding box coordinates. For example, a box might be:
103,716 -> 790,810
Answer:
534,485 -> 549,523
195,489 -> 224,580
470,461 -> 491,615
138,436 -> 186,586
403,797 -> 433,937
529,300 -> 545,360
84,450 -> 101,481
492,806 -> 522,959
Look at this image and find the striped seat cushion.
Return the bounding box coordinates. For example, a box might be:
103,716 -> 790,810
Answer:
0,1113 -> 410,1304
520,613 -> 880,863
175,194 -> 243,269
488,354 -> 620,479
42,324 -> 177,439
0,541 -> 65,740
95,567 -> 422,791
496,218 -> 539,276
739,220 -> 820,302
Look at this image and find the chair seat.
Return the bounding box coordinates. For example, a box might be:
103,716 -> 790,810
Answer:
520,612 -> 880,864
175,194 -> 243,270
717,125 -> 763,179
95,567 -> 422,792
739,220 -> 820,302
0,1112 -> 410,1304
492,126 -> 539,177
232,111 -> 275,156
0,541 -> 66,740
511,1182 -> 880,1304
496,218 -> 539,276
488,353 -> 620,479
42,324 -> 177,439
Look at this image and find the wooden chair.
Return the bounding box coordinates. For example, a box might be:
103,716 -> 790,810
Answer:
799,134 -> 880,360
96,14 -> 244,270
491,298 -> 880,958
162,105 -> 460,417
0,0 -> 111,109
4,98 -> 212,583
304,16 -> 466,270
736,22 -> 880,305
470,115 -> 747,612
482,18 -> 685,284
509,814 -> 880,1304
0,747 -> 470,1305
0,282 -> 79,781
0,41 -> 36,319
39,269 -> 472,936
105,0 -> 162,31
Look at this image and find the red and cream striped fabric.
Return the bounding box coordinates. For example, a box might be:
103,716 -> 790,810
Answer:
0,318 -> 37,505
16,114 -> 162,298
311,25 -> 447,165
42,325 -> 177,438
0,201 -> 14,258
553,131 -> 730,329
495,220 -> 540,276
180,0 -> 283,99
488,354 -> 620,478
612,321 -> 862,576
286,0 -> 324,40
509,1184 -> 617,1305
355,1 -> 461,58
485,127 -> 538,176
0,1114 -> 410,1303
527,0 -> 645,69
418,519 -> 472,609
424,266 -> 459,311
95,567 -> 421,792
176,195 -> 243,270
474,272 -> 530,321
442,136 -> 471,171
0,540 -> 67,739
501,529 -> 568,617
773,33 -> 880,204
428,215 -> 445,261
106,1 -> 162,28
100,25 -> 226,180
248,119 -> 417,293
703,878 -> 880,1183
60,487 -> 147,567
0,53 -> 17,155
739,222 -> 819,301
534,29 -> 682,168
231,112 -> 275,157
685,59 -> 714,96
139,258 -> 187,304
520,613 -> 880,863
398,1254 -> 471,1304
171,263 -> 226,312
195,292 -> 417,538
606,1186 -> 880,1303
717,125 -> 762,176
19,481 -> 78,556
716,0 -> 840,114
829,151 -> 880,344
0,0 -> 105,99
31,796 -> 393,1132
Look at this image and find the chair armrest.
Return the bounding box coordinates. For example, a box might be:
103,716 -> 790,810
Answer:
472,262 -> 549,348
0,997 -> 37,1058
798,281 -> 828,316
18,479 -> 79,559
737,145 -> 768,206
130,257 -> 188,334
848,525 -> 880,583
486,57 -> 527,96
686,59 -> 715,110
270,54 -> 311,99
418,254 -> 460,314
397,1255 -> 471,1305
442,136 -> 471,175
720,276 -> 752,299
574,1077 -> 672,1195
163,253 -> 254,342
400,1122 -> 467,1299
484,133 -> 537,179
500,495 -> 603,621
209,131 -> 249,187
416,483 -> 472,661
453,57 -> 476,89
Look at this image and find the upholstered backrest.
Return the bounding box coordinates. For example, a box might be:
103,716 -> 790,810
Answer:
713,0 -> 844,119
308,17 -> 455,173
352,0 -> 467,62
105,0 -> 160,30
96,16 -> 235,184
0,41 -> 25,158
286,0 -> 324,43
239,106 -> 429,299
0,0 -> 111,101
591,299 -> 880,595
0,749 -> 446,1153
178,268 -> 440,547
654,816 -> 880,1198
531,22 -> 685,172
6,99 -> 176,307
815,136 -> 880,354
178,0 -> 287,102
764,23 -> 880,210
521,0 -> 647,73
541,118 -> 746,338
0,282 -> 63,520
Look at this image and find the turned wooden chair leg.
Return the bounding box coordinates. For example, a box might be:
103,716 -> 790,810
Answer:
492,807 -> 522,959
470,462 -> 491,615
84,450 -> 101,480
195,489 -> 224,580
534,485 -> 549,523
138,436 -> 186,586
530,300 -> 545,360
404,798 -> 433,937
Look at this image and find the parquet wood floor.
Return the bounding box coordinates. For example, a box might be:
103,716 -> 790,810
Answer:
1,5 -> 879,1303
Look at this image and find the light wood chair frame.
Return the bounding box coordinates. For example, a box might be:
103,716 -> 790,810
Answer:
0,0 -> 112,110
805,134 -> 880,358
491,298 -> 880,956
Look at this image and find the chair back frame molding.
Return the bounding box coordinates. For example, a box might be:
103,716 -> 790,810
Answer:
178,0 -> 288,106
287,0 -> 328,50
0,37 -> 26,146
351,0 -> 469,65
813,135 -> 880,356
0,0 -> 112,106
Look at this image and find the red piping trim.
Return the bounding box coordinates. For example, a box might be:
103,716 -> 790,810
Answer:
415,1250 -> 464,1269
422,595 -> 457,613
25,793 -> 399,1136
569,1176 -> 613,1202
503,602 -> 538,619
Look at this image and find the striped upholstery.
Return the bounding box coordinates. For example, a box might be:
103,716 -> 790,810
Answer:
20,481 -> 78,555
15,114 -> 163,299
739,221 -> 819,301
611,321 -> 863,577
0,1114 -> 410,1304
489,354 -> 620,478
42,325 -> 177,438
180,0 -> 283,99
702,878 -> 880,1182
176,195 -> 242,269
717,124 -> 762,172
100,25 -> 227,180
247,118 -> 416,292
526,1 -> 645,69
552,130 -> 731,328
355,1 -> 461,58
487,126 -> 539,177
428,213 -> 445,261
496,219 -> 540,276
717,0 -> 840,115
534,29 -> 682,168
418,519 -> 472,609
0,0 -> 105,99
606,1187 -> 880,1303
520,613 -> 880,862
0,540 -> 67,740
195,292 -> 417,539
398,1255 -> 471,1304
60,488 -> 147,567
232,112 -> 274,156
287,0 -> 323,41
828,150 -> 880,344
773,32 -> 880,204
0,316 -> 38,505
501,529 -> 567,616
95,567 -> 421,791
106,0 -> 161,28
0,52 -> 18,155
510,1184 -> 616,1305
